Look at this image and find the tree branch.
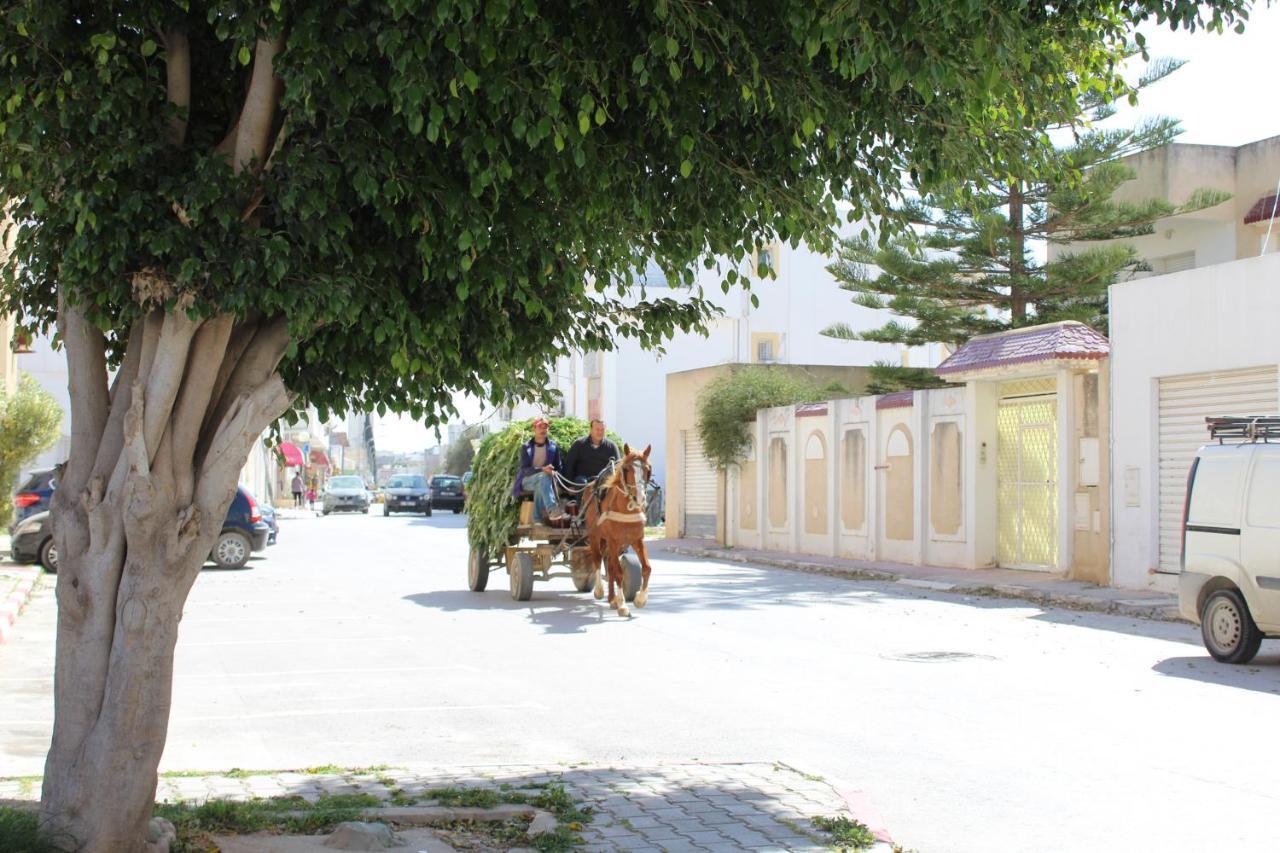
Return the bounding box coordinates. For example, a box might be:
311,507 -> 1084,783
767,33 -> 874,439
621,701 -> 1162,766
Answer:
57,294 -> 110,499
167,314 -> 234,504
196,316 -> 290,470
141,309 -> 203,468
232,37 -> 284,175
164,29 -> 190,147
90,321 -> 144,484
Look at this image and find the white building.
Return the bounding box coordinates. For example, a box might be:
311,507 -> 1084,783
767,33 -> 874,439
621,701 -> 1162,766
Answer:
1109,252 -> 1280,591
16,333 -> 72,475
541,236 -> 945,487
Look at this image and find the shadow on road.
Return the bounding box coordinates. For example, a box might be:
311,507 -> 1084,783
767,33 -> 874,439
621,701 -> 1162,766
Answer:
403,589 -> 619,634
1152,654 -> 1280,692
404,514 -> 468,529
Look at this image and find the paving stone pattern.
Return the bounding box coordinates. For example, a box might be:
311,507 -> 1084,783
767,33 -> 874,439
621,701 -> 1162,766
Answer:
0,762 -> 852,851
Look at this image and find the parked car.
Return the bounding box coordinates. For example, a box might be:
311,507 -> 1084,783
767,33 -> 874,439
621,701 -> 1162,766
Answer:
430,474 -> 466,513
12,468 -> 57,523
261,502 -> 278,545
383,474 -> 431,516
322,475 -> 371,514
9,486 -> 270,572
1179,416 -> 1280,663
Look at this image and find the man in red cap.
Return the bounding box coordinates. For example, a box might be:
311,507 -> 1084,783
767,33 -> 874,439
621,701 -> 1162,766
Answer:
512,417 -> 565,522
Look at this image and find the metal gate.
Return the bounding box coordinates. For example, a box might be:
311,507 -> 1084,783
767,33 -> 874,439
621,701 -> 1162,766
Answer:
682,430 -> 717,538
997,379 -> 1058,569
1157,366 -> 1278,572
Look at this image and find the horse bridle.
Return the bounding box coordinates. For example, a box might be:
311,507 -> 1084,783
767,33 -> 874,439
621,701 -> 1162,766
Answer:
616,457 -> 650,512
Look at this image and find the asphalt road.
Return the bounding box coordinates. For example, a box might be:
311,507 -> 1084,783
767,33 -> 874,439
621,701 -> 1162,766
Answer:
3,509 -> 1280,852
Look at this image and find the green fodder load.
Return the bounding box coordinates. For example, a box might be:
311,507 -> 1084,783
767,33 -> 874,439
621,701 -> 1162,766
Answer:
466,416 -> 623,558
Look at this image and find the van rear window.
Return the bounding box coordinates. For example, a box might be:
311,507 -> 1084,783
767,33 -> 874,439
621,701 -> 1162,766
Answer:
1188,454 -> 1247,527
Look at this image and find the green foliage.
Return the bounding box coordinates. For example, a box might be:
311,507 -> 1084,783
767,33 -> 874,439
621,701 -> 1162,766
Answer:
445,424 -> 485,475
0,374 -> 63,522
466,416 -> 621,558
824,60 -> 1233,350
812,815 -> 877,851
862,362 -> 955,395
696,367 -> 845,470
0,1 -> 1250,427
0,806 -> 66,853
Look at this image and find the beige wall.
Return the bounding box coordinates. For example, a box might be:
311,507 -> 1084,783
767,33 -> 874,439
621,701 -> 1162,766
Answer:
1050,134 -> 1280,273
0,312 -> 17,399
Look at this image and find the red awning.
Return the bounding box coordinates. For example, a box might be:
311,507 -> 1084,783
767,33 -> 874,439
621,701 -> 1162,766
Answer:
279,442 -> 304,467
1244,193 -> 1280,225
309,448 -> 330,467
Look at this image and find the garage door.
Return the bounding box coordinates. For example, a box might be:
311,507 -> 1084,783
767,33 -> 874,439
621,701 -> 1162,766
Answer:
683,431 -> 718,538
1157,366 -> 1278,571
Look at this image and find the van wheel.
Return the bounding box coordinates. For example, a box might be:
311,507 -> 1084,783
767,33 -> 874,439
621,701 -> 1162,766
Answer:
1201,588 -> 1263,664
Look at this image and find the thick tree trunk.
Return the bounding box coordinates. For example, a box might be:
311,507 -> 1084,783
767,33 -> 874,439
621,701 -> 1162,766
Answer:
39,295 -> 292,852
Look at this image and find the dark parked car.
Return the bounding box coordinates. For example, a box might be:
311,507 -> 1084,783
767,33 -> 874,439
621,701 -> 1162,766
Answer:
9,487 -> 271,572
430,475 -> 466,513
261,502 -> 278,545
383,474 -> 431,516
12,468 -> 57,523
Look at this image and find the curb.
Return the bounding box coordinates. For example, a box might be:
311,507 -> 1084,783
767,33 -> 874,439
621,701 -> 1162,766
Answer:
0,569 -> 43,646
774,761 -> 896,851
663,544 -> 1185,624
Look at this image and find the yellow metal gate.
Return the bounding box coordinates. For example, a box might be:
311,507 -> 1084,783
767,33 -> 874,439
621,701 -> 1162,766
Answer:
997,380 -> 1058,569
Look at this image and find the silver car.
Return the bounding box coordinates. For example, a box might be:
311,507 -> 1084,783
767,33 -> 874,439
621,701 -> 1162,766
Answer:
322,475 -> 371,515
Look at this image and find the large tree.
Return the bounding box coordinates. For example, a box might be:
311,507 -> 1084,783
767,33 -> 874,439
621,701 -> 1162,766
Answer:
822,57 -> 1233,379
0,1 -> 1250,849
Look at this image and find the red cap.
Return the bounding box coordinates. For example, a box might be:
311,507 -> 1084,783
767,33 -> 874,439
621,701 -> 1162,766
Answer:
532,417 -> 550,429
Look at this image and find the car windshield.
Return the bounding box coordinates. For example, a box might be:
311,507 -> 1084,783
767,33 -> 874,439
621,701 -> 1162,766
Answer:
328,476 -> 364,489
388,475 -> 427,488
433,477 -> 460,486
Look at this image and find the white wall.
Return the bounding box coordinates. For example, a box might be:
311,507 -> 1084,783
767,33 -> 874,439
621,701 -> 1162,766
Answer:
15,333 -> 71,475
1109,252 -> 1280,590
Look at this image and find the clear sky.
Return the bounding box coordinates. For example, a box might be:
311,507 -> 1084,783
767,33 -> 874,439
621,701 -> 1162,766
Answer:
374,4 -> 1280,452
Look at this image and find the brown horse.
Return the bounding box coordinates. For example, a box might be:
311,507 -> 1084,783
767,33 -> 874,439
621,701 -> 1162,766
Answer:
581,443 -> 654,617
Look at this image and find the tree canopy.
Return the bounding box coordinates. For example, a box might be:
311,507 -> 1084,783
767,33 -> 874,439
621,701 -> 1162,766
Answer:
0,1 -> 1250,424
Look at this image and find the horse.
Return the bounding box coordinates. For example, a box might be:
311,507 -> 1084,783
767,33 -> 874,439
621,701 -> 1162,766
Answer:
581,443 -> 654,617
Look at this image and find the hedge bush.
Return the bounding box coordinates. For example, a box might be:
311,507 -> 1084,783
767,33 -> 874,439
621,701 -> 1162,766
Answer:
696,367 -> 845,470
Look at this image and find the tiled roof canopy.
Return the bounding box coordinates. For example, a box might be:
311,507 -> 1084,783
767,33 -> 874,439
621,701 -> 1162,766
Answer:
1244,194 -> 1280,225
935,321 -> 1109,376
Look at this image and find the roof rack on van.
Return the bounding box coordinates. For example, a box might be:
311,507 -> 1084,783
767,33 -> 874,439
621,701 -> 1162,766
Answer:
1206,416 -> 1280,443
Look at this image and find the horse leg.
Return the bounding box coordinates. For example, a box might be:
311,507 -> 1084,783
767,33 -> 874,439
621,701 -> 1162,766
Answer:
590,537 -> 605,600
633,539 -> 654,609
607,547 -> 629,617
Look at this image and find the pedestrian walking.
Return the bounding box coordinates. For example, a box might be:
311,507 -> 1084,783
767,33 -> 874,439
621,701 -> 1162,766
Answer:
291,473 -> 304,508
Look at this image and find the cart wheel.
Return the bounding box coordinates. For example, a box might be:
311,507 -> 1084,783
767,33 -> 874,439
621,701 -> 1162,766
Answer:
573,571 -> 598,593
468,548 -> 490,592
621,553 -> 642,603
509,551 -> 534,601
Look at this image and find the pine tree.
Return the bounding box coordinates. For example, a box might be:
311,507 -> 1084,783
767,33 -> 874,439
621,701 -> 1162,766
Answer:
823,58 -> 1232,377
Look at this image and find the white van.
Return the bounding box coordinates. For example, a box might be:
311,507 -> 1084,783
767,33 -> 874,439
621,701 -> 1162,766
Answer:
1179,416 -> 1280,663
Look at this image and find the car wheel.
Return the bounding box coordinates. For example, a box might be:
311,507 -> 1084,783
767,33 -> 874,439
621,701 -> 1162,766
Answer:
363,505 -> 370,514
424,506 -> 432,517
1201,588 -> 1263,664
383,505 -> 391,516
322,508 -> 331,516
211,530 -> 252,570
453,507 -> 462,514
39,537 -> 58,573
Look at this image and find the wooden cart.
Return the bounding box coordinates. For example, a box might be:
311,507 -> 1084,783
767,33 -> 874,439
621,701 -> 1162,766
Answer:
467,499 -> 641,602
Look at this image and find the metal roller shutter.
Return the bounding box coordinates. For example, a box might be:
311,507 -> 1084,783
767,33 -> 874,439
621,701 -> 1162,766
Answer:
1157,366 -> 1278,571
683,431 -> 718,538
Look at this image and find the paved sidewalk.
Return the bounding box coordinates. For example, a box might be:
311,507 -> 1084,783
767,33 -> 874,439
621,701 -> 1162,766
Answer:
0,555 -> 42,646
651,538 -> 1181,622
0,762 -> 893,852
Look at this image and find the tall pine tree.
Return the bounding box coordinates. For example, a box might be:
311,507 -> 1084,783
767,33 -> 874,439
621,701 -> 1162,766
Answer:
824,57 -> 1230,392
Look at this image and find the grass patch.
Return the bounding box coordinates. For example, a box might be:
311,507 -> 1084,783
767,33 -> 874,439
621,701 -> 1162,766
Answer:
0,806 -> 67,853
155,793 -> 382,852
158,764 -> 393,780
812,815 -> 877,851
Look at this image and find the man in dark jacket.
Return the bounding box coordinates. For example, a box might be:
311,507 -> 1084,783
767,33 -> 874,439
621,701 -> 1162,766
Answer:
512,417 -> 564,522
565,419 -> 620,486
